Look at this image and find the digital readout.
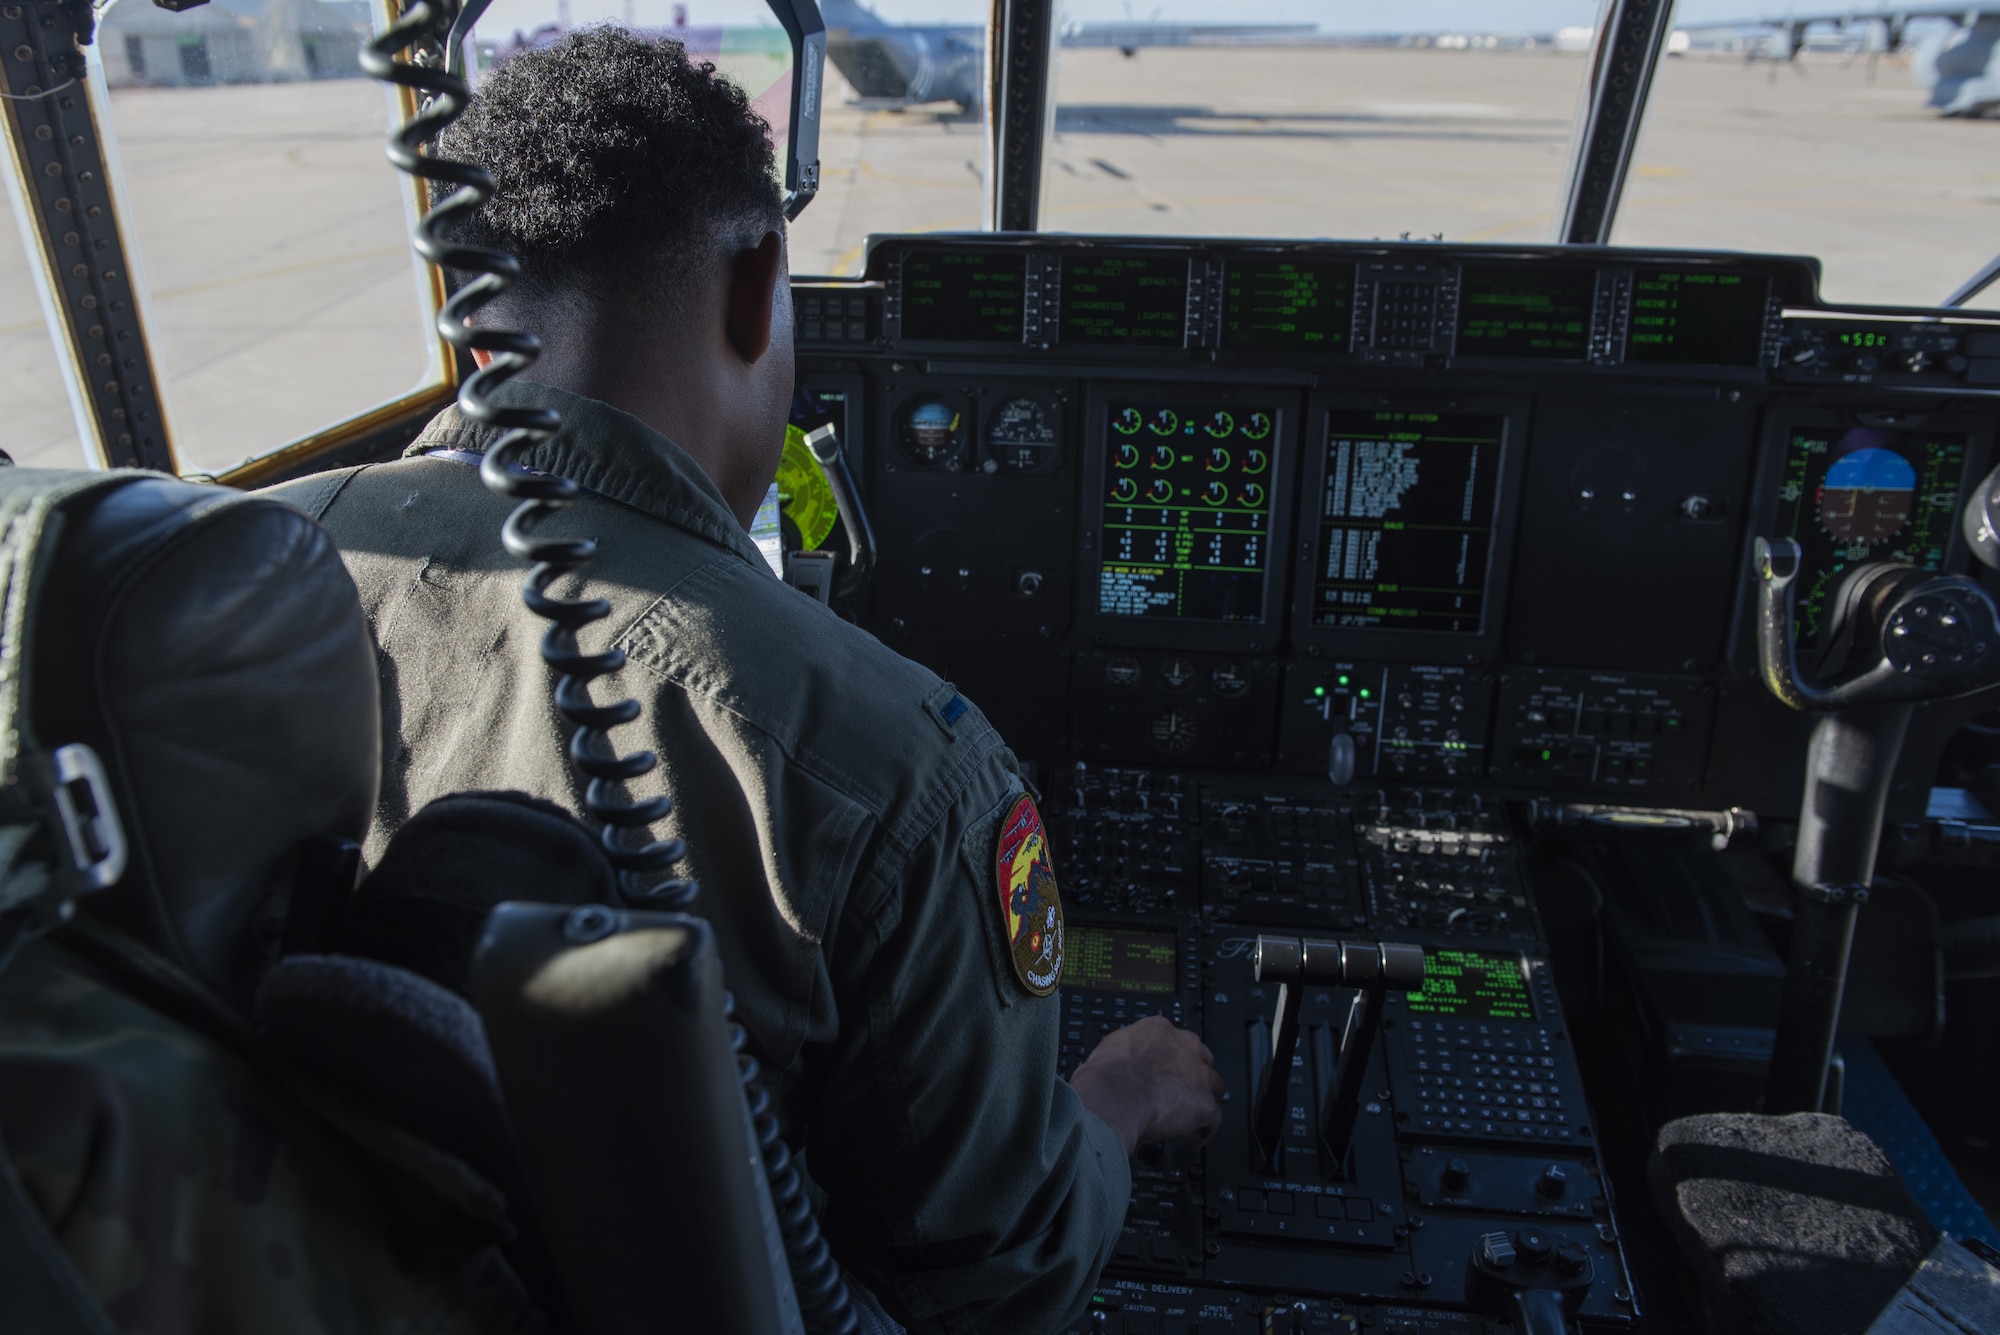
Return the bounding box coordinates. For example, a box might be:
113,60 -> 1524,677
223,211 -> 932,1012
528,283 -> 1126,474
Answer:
1456,266 -> 1594,360
1404,949 -> 1534,1022
901,251 -> 1025,342
1061,256 -> 1188,346
1773,425 -> 1969,644
1223,260 -> 1353,351
1626,269 -> 1768,367
1311,410 -> 1503,635
1062,925 -> 1178,995
1099,404 -> 1276,623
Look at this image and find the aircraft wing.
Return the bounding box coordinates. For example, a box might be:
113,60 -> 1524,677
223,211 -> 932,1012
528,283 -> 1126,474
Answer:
1059,22 -> 1320,49
1676,7 -> 1993,30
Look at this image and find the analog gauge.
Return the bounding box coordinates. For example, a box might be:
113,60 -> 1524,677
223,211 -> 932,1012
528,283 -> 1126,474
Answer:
1240,482 -> 1266,508
1114,407 -> 1143,435
1115,441 -> 1140,469
1148,409 -> 1180,436
1242,412 -> 1274,441
1205,446 -> 1231,472
1211,661 -> 1250,697
1206,410 -> 1235,438
1202,480 -> 1229,506
896,396 -> 965,465
1243,448 -> 1270,475
1151,709 -> 1198,754
1110,476 -> 1139,503
1819,446 -> 1918,544
986,396 -> 1060,471
1148,478 -> 1175,504
1105,657 -> 1142,688
1159,657 -> 1196,691
1150,443 -> 1176,469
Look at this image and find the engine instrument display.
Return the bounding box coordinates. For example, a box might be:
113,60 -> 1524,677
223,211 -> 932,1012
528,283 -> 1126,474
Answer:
1773,424 -> 1971,642
1062,925 -> 1179,995
1222,260 -> 1353,351
986,395 -> 1060,470
1310,410 -> 1505,634
1061,256 -> 1189,347
901,251 -> 1024,342
1098,403 -> 1276,623
1405,949 -> 1535,1022
1626,268 -> 1769,367
1455,266 -> 1594,360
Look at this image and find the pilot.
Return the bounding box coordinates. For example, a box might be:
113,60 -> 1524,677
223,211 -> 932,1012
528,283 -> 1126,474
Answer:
268,27 -> 1222,1335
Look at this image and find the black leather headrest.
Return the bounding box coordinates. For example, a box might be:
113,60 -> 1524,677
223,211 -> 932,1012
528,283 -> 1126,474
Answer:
29,475 -> 379,1004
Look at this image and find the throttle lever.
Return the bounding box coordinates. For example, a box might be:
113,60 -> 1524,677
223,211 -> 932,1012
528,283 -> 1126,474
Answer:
1249,936 -> 1424,1175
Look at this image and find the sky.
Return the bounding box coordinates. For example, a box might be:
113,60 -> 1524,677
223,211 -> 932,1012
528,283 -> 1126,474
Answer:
471,0 -> 1829,40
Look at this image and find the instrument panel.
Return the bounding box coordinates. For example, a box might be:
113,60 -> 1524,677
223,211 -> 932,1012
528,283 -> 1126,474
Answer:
795,235 -> 1999,818
796,234 -> 1999,1333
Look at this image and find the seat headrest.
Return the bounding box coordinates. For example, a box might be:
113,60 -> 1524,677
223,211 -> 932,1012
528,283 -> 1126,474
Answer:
27,473 -> 379,1003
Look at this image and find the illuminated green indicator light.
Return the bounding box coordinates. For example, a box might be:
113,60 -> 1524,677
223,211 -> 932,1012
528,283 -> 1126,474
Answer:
1313,686 -> 1326,698
1337,674 -> 1351,686
1541,749 -> 1552,761
1358,689 -> 1371,700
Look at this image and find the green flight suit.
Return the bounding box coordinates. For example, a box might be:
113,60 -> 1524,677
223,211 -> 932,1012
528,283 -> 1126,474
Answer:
267,382 -> 1129,1335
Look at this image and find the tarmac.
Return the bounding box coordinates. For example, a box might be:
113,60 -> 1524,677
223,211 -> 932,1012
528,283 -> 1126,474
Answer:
3,47 -> 1993,474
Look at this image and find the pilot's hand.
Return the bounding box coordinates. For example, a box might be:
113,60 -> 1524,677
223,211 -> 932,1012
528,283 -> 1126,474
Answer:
1069,1014 -> 1225,1157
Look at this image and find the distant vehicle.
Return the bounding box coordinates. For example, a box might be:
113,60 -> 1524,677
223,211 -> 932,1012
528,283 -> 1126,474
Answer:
1677,6 -> 1999,116
818,0 -> 1316,113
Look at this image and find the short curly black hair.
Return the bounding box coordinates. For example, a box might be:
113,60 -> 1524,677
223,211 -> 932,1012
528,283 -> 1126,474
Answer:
439,26 -> 783,309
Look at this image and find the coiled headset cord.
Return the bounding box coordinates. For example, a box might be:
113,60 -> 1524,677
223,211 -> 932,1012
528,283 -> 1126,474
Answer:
362,10 -> 857,1332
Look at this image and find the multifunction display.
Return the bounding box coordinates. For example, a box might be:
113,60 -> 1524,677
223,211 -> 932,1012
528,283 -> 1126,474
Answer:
1405,949 -> 1535,1022
1099,403 -> 1276,623
1773,424 -> 1970,642
901,251 -> 1024,342
1062,256 -> 1188,346
1310,411 -> 1504,634
1223,260 -> 1353,351
1456,266 -> 1593,360
1063,925 -> 1179,995
1627,268 -> 1768,366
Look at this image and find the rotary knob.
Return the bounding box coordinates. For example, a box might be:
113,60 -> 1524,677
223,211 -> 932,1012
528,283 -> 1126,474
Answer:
1537,1164 -> 1569,1199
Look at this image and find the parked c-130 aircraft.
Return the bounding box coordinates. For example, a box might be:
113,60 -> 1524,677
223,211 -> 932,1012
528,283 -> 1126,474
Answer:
8,0 -> 2000,1332
818,0 -> 1312,112
1678,5 -> 2000,115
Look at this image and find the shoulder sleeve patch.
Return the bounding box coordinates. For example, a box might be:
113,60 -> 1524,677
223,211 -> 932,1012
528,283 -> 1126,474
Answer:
994,793 -> 1063,997
925,680 -> 971,737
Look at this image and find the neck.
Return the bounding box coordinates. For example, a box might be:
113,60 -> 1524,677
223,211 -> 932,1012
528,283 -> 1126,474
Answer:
520,324 -> 757,526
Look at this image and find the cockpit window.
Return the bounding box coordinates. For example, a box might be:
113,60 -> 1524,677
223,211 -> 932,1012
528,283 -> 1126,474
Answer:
1038,4 -> 1608,247
785,0 -> 987,275
0,213 -> 86,467
87,0 -> 446,476
1612,18 -> 1999,309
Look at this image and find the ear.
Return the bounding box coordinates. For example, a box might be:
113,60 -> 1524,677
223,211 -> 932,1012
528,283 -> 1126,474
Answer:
724,231 -> 785,366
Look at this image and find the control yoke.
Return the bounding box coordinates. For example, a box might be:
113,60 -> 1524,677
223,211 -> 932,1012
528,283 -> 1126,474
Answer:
1753,536 -> 2000,1114
1250,935 -> 1425,1178
1754,536 -> 1999,711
